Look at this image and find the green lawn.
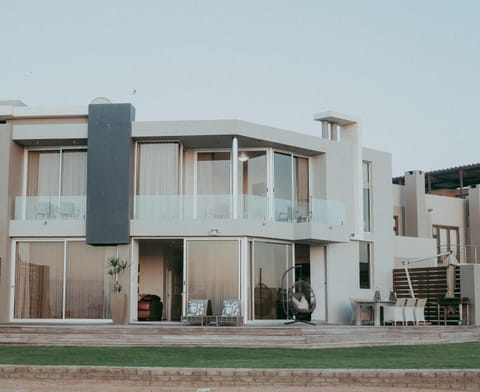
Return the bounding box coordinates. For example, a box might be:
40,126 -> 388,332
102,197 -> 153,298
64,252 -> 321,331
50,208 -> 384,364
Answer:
0,343 -> 478,368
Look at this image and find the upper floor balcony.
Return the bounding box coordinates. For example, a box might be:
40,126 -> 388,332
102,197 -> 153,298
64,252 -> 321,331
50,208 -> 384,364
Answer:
12,194 -> 344,226
133,194 -> 345,226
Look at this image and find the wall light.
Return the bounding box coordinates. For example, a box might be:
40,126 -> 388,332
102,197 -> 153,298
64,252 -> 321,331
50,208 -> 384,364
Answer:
209,228 -> 219,236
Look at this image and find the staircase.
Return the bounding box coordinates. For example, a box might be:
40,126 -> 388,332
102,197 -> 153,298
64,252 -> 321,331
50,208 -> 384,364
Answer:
0,323 -> 478,348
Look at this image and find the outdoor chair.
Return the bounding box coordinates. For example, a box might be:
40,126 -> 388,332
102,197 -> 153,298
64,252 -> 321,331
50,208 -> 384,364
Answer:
215,299 -> 242,326
403,298 -> 416,325
414,298 -> 427,325
182,299 -> 211,326
383,297 -> 406,326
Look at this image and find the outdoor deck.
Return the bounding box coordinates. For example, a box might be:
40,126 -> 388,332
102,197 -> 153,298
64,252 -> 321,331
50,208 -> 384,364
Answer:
0,323 -> 478,348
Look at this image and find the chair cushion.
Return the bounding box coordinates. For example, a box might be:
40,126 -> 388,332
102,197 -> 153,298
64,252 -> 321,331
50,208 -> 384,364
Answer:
292,295 -> 309,312
222,300 -> 240,317
187,300 -> 205,316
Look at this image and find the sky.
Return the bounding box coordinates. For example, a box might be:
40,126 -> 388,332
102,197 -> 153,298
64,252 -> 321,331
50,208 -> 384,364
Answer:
2,0 -> 479,176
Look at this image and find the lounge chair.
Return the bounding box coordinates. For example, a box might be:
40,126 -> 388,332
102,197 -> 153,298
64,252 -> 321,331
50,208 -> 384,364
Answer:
182,299 -> 211,326
216,300 -> 242,326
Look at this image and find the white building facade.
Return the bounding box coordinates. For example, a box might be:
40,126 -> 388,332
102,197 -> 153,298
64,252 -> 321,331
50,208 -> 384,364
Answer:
0,100 -> 445,325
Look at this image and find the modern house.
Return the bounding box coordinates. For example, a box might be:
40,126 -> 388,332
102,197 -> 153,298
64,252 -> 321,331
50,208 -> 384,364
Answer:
0,100 -> 478,325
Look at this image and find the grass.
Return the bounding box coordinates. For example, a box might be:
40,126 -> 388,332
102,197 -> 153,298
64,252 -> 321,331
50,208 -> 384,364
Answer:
0,343 -> 478,368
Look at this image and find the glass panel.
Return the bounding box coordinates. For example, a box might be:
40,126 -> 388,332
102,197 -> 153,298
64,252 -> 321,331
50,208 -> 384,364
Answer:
253,241 -> 292,320
27,151 -> 60,197
61,150 -> 87,196
186,240 -> 239,315
237,151 -> 267,219
294,157 -> 309,222
274,152 -> 293,221
359,242 -> 371,289
137,143 -> 179,195
197,152 -> 231,219
14,242 -> 64,319
450,228 -> 459,258
440,228 -> 448,252
65,242 -> 116,319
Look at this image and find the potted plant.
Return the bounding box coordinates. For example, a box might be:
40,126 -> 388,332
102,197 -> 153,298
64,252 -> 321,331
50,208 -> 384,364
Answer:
106,256 -> 130,324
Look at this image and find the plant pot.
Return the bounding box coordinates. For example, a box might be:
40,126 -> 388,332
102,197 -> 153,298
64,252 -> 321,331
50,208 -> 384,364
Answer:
111,292 -> 128,324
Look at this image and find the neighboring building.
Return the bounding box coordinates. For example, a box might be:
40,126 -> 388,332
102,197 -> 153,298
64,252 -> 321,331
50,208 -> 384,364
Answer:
393,167 -> 480,324
0,100 -> 477,326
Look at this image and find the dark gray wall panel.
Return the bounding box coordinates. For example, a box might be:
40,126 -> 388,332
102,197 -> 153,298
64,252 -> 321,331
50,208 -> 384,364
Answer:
86,103 -> 135,245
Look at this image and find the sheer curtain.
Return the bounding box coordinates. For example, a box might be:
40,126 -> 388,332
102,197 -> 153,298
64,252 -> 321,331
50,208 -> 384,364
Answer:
27,151 -> 60,197
197,152 -> 231,218
65,242 -> 115,319
14,242 -> 64,319
61,150 -> 87,196
294,157 -> 309,221
137,143 -> 179,219
186,240 -> 239,315
253,241 -> 292,320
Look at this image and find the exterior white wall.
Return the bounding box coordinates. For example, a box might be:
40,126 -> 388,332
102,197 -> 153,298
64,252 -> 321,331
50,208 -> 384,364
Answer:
363,148 -> 394,299
326,242 -> 359,323
393,236 -> 437,268
11,118 -> 88,141
310,245 -> 326,321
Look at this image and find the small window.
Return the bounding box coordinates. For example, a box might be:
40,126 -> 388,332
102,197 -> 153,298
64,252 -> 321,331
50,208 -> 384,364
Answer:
393,216 -> 399,235
362,161 -> 372,232
359,242 -> 371,289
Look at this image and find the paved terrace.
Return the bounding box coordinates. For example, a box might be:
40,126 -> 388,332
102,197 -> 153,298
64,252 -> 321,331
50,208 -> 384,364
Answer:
0,324 -> 479,391
0,323 -> 479,348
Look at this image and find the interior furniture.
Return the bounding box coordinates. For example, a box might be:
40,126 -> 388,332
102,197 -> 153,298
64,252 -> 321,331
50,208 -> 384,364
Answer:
137,294 -> 163,321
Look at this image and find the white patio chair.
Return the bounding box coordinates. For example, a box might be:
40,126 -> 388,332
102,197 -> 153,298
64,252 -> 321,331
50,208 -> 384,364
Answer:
383,298 -> 406,326
403,298 -> 416,326
414,298 -> 427,325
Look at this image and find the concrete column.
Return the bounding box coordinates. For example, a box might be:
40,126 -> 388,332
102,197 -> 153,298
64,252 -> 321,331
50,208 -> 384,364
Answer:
321,121 -> 329,139
310,245 -> 327,322
404,171 -> 430,238
460,264 -> 480,325
468,186 -> 480,251
232,137 -> 238,219
330,123 -> 339,141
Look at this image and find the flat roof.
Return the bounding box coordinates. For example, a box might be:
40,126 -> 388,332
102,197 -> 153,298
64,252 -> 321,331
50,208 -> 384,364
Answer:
393,163 -> 480,190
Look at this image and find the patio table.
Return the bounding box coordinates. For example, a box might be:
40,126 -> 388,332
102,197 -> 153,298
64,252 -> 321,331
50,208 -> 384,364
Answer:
353,299 -> 395,326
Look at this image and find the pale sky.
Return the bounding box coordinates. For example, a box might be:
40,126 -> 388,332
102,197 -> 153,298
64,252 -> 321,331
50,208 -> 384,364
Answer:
2,0 -> 479,176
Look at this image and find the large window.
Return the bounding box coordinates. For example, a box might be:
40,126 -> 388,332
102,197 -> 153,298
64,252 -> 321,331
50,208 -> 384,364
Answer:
197,152 -> 231,218
432,225 -> 460,259
359,242 -> 372,289
362,161 -> 372,232
274,152 -> 309,222
251,241 -> 293,320
237,150 -> 267,219
14,241 -> 115,320
135,142 -> 180,219
25,149 -> 87,219
186,240 -> 239,315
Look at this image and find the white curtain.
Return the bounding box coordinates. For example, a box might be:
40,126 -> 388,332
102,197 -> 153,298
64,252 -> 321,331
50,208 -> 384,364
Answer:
61,150 -> 87,196
27,151 -> 60,196
14,242 -> 64,319
65,242 -> 116,319
137,143 -> 179,195
187,240 -> 239,315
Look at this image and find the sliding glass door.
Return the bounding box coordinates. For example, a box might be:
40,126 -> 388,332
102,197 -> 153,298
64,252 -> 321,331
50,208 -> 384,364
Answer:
251,241 -> 293,320
186,239 -> 239,315
274,152 -> 309,222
